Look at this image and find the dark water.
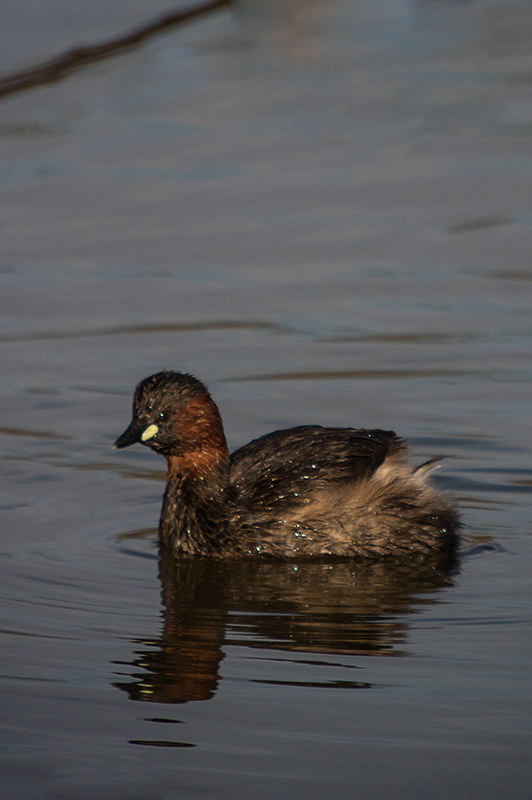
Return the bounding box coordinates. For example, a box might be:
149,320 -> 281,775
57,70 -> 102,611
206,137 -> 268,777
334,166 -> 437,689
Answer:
1,1 -> 532,797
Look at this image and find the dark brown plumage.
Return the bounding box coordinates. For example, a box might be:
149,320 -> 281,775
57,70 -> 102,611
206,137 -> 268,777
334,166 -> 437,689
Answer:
114,371 -> 459,558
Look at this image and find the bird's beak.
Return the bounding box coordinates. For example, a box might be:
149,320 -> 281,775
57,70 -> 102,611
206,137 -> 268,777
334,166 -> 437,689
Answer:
113,418 -> 144,449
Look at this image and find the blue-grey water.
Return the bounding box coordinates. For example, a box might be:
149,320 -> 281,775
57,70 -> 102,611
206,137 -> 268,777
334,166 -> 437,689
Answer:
1,1 -> 531,798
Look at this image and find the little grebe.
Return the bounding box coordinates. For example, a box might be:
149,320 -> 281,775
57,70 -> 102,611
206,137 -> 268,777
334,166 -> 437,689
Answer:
114,371 -> 459,557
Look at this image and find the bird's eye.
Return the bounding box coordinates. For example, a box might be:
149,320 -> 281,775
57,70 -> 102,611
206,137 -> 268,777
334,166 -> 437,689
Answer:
159,411 -> 169,421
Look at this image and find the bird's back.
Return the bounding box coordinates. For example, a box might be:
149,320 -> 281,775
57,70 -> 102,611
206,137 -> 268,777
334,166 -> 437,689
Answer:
227,426 -> 440,557
230,425 -> 400,506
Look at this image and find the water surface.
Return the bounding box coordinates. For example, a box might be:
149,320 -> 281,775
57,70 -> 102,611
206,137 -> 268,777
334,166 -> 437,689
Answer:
1,1 -> 531,798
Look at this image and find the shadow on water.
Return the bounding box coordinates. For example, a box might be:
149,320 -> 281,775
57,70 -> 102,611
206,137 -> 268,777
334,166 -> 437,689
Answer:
113,549 -> 458,704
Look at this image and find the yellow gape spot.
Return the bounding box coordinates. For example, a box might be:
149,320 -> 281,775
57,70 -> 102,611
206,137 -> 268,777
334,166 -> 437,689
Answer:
141,424 -> 159,442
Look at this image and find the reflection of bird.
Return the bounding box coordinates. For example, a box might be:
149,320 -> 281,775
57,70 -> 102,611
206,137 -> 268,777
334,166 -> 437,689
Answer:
114,371 -> 459,557
113,554 -> 458,704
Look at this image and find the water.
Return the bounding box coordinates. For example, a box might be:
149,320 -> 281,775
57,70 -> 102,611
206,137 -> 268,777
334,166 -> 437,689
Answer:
1,1 -> 531,797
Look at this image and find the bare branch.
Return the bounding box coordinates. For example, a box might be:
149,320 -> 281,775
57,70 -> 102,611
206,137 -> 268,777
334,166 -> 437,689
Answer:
0,0 -> 232,100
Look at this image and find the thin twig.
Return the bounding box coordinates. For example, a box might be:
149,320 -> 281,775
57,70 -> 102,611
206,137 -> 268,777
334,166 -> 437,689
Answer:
0,0 -> 231,100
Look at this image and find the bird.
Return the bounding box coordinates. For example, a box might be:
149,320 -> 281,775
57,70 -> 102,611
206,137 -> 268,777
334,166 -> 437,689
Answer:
114,370 -> 459,558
